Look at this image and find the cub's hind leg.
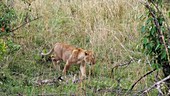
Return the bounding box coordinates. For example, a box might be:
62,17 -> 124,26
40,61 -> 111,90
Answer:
51,56 -> 61,71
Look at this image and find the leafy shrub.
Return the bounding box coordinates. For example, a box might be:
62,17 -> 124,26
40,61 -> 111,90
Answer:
141,0 -> 170,69
0,2 -> 16,34
0,2 -> 19,61
140,0 -> 170,93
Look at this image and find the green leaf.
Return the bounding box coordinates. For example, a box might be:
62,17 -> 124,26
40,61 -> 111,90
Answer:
157,0 -> 162,5
147,43 -> 154,54
146,17 -> 153,24
155,43 -> 160,51
141,26 -> 146,33
158,17 -> 164,26
151,27 -> 156,35
138,14 -> 144,19
143,38 -> 148,44
151,63 -> 161,69
161,50 -> 167,59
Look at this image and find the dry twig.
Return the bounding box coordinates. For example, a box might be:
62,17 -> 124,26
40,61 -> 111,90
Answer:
129,68 -> 156,90
112,59 -> 133,69
10,16 -> 42,32
141,75 -> 170,95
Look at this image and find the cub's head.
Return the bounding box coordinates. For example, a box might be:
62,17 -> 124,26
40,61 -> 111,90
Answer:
84,50 -> 95,65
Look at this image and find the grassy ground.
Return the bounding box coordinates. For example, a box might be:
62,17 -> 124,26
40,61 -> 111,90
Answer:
1,0 -> 169,95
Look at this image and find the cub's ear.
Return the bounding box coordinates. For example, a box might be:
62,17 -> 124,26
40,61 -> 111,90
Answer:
85,51 -> 89,55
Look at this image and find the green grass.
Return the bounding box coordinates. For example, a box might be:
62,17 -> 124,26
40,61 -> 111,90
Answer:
1,0 -> 170,95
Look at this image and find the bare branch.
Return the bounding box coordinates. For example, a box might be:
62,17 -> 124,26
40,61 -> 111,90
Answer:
112,59 -> 133,69
129,68 -> 156,90
10,16 -> 42,32
155,71 -> 164,95
141,75 -> 170,95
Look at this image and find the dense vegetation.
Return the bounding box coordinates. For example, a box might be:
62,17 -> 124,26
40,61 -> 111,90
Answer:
141,0 -> 170,93
0,0 -> 170,95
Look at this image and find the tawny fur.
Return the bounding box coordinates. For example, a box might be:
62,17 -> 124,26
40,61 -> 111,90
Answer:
41,43 -> 95,78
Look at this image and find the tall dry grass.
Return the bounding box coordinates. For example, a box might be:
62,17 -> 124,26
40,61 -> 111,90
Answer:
2,0 -> 161,95
13,0 -> 145,60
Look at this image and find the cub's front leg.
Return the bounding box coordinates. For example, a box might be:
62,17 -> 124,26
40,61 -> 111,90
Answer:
63,60 -> 72,76
62,50 -> 79,76
80,63 -> 86,79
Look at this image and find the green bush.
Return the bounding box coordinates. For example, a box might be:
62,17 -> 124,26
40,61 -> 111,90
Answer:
0,2 -> 19,61
0,2 -> 16,34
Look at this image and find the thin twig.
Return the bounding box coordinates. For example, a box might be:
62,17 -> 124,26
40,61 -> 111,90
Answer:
129,68 -> 156,90
141,75 -> 170,95
10,16 -> 42,32
112,59 -> 133,69
111,60 -> 133,78
154,70 -> 164,95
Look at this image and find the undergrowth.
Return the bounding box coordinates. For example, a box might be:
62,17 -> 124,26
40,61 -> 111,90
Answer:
0,0 -> 169,95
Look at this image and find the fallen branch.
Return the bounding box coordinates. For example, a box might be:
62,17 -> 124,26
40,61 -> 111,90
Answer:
10,16 -> 42,32
129,68 -> 156,90
34,75 -> 82,86
34,76 -> 64,86
35,78 -> 58,86
141,75 -> 170,95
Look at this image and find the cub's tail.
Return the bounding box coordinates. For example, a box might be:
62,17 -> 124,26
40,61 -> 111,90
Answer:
41,48 -> 54,57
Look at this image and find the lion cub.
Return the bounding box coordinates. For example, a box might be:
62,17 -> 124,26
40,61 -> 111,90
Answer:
41,43 -> 95,78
